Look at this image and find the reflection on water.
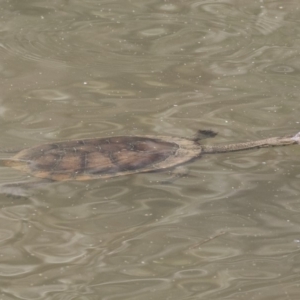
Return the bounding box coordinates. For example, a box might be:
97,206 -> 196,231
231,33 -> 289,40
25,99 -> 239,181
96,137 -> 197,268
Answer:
0,0 -> 300,299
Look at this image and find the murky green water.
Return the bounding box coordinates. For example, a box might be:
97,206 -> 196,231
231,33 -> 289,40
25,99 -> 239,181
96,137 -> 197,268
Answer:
0,0 -> 300,299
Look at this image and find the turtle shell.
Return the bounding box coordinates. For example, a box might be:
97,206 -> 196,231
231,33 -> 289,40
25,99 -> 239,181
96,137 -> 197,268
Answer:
5,136 -> 202,181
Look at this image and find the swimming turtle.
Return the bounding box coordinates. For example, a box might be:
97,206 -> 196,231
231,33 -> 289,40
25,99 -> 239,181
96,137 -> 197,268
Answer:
2,130 -> 300,183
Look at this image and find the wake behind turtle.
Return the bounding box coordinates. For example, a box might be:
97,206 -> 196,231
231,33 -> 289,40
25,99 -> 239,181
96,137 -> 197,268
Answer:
2,130 -> 300,182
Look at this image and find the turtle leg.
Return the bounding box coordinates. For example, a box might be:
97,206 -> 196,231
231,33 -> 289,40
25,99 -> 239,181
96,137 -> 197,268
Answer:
193,130 -> 218,142
160,166 -> 189,184
0,182 -> 31,198
0,147 -> 23,154
0,179 -> 50,199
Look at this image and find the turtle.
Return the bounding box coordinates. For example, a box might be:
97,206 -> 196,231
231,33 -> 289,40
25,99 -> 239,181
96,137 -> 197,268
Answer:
1,130 -> 300,184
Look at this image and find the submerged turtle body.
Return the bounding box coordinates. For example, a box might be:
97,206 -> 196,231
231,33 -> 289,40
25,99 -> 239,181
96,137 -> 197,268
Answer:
3,131 -> 300,182
4,136 -> 202,181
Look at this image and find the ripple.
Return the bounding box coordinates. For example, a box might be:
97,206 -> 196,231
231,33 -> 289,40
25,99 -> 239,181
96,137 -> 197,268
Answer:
139,28 -> 169,37
0,264 -> 37,276
0,24 -> 69,67
255,8 -> 286,35
26,89 -> 72,102
155,3 -> 182,12
265,64 -> 296,74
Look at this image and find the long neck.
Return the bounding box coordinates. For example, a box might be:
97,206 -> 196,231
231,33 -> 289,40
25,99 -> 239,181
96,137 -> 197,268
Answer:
201,134 -> 300,154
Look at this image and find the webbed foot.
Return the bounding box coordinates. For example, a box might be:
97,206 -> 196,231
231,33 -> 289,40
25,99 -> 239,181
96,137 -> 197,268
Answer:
194,130 -> 218,142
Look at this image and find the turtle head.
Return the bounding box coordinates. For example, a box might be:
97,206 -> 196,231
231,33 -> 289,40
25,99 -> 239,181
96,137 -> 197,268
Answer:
291,132 -> 300,143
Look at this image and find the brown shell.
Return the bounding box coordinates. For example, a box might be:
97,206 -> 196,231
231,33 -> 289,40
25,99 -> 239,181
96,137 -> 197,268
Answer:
4,136 -> 202,181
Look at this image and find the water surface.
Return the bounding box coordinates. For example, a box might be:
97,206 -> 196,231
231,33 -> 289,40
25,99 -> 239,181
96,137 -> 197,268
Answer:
0,0 -> 300,299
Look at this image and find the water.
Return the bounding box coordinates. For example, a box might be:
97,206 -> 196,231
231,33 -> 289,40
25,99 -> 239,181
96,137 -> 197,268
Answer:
0,0 -> 300,299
